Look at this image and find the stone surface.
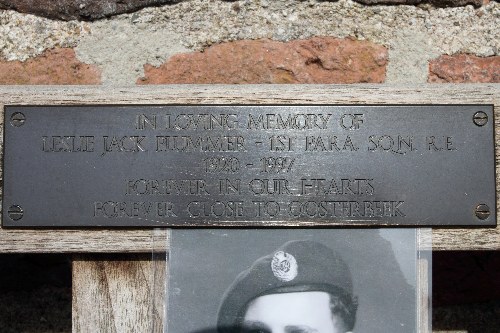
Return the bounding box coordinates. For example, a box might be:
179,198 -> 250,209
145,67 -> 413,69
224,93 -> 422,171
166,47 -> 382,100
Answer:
0,11 -> 89,62
354,0 -> 422,3
74,20 -> 189,85
354,0 -> 484,6
0,0 -> 491,22
0,0 -> 175,21
430,0 -> 484,7
386,30 -> 440,83
138,37 -> 388,84
0,48 -> 101,84
428,54 -> 500,82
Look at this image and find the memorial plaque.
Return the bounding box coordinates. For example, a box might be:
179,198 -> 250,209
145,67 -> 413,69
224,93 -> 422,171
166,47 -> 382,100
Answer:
2,105 -> 495,227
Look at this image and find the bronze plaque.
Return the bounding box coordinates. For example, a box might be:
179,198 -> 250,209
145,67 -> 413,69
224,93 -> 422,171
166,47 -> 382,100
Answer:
2,105 -> 495,227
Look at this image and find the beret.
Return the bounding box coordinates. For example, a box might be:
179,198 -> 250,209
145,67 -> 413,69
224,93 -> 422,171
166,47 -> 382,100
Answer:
217,240 -> 353,332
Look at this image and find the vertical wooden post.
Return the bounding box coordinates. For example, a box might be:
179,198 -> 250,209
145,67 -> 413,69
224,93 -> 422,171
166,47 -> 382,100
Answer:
418,258 -> 430,333
72,254 -> 166,333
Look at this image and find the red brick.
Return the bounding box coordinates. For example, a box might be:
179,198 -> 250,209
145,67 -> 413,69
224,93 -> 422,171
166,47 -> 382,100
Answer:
138,38 -> 388,84
0,48 -> 101,85
429,54 -> 500,83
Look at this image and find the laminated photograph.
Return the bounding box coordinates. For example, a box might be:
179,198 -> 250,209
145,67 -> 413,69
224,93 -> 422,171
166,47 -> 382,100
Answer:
167,229 -> 425,333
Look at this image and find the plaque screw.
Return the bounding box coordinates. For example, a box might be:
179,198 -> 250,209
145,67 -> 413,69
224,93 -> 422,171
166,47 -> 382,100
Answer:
473,111 -> 488,126
8,205 -> 24,221
475,204 -> 490,220
10,112 -> 26,127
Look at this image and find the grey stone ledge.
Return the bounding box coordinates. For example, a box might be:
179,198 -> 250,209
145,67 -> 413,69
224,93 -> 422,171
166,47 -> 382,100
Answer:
0,0 -> 491,21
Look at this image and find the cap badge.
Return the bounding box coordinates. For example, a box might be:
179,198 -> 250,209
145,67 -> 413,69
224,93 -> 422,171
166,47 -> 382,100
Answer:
271,251 -> 298,282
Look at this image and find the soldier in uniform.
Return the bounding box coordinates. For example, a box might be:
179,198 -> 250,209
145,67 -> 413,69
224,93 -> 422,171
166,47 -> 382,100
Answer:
217,240 -> 358,333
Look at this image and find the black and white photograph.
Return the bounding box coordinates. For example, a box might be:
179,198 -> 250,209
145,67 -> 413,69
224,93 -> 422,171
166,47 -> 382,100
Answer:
167,229 -> 420,333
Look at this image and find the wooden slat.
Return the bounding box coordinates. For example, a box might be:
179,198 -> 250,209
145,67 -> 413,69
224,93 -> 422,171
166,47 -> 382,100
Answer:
0,228 -> 168,253
0,85 -> 498,252
418,258 -> 430,333
72,254 -> 166,333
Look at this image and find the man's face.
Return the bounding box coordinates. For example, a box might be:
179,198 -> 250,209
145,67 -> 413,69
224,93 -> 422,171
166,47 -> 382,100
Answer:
241,291 -> 346,333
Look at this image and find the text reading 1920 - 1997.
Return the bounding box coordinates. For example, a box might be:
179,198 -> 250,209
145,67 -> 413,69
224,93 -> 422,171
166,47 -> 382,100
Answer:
2,105 -> 495,227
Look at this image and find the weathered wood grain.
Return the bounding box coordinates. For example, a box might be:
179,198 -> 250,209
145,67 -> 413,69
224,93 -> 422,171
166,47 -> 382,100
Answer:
72,253 -> 166,333
0,228 -> 169,252
0,85 -> 498,252
417,258 -> 430,333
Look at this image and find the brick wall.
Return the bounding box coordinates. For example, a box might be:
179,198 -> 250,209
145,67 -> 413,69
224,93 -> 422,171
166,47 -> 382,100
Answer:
0,0 -> 498,85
